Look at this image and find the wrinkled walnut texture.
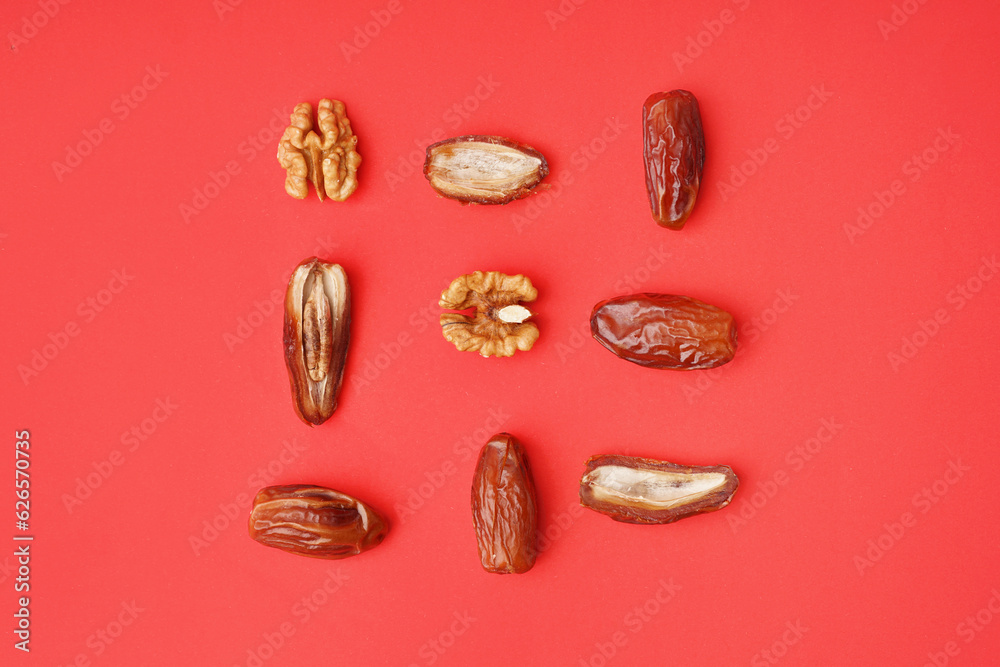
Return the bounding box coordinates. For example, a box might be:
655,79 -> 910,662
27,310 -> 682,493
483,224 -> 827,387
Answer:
471,434 -> 538,574
283,258 -> 350,425
277,99 -> 361,201
440,271 -> 539,357
249,484 -> 387,559
424,135 -> 549,204
643,90 -> 705,229
591,293 -> 736,370
580,455 -> 738,524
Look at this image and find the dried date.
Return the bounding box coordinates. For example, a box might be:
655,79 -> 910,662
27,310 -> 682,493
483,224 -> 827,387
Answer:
643,90 -> 705,229
471,433 -> 538,574
283,258 -> 350,425
424,136 -> 549,204
580,455 -> 738,524
248,484 -> 388,559
590,293 -> 736,370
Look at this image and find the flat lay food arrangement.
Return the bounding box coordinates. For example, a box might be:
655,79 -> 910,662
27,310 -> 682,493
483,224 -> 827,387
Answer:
11,4 -> 994,663
252,91 -> 742,569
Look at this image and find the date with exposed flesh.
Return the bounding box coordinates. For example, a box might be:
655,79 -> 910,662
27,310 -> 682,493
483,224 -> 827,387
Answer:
579,455 -> 738,524
424,136 -> 549,204
283,258 -> 350,425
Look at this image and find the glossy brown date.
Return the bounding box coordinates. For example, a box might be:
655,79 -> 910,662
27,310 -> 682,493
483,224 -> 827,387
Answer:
471,433 -> 538,574
643,90 -> 705,229
590,293 -> 736,370
580,455 -> 738,524
248,484 -> 387,560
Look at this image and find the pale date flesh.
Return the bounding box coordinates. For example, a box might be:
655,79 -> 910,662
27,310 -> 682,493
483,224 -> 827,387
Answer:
283,258 -> 350,425
424,136 -> 549,204
580,455 -> 738,524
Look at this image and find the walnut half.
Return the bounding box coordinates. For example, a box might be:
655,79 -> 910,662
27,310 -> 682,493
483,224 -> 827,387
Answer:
439,271 -> 539,358
277,99 -> 361,201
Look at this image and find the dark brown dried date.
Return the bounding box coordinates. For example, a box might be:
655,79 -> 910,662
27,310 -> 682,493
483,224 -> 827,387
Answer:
590,293 -> 736,370
643,90 -> 705,229
248,484 -> 387,560
471,433 -> 538,574
283,258 -> 350,426
424,136 -> 549,204
580,455 -> 738,524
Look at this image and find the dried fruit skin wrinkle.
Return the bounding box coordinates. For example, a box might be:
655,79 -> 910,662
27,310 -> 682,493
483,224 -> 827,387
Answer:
590,293 -> 736,370
283,258 -> 350,425
424,136 -> 549,204
580,455 -> 738,524
277,99 -> 361,201
643,90 -> 705,229
471,434 -> 539,574
249,485 -> 388,559
440,271 -> 539,357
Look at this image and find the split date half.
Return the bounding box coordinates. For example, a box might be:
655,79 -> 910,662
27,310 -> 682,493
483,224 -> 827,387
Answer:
424,136 -> 549,204
580,455 -> 738,524
283,258 -> 350,425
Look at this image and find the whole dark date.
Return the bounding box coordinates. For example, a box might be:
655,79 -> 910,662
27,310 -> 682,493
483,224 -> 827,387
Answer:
590,293 -> 737,370
248,485 -> 387,560
471,433 -> 538,574
643,90 -> 705,229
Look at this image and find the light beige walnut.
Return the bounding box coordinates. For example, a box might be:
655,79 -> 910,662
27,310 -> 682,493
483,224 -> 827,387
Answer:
277,99 -> 361,201
439,271 -> 539,358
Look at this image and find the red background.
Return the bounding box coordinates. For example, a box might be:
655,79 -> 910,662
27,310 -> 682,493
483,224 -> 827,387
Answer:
3,1 -> 999,665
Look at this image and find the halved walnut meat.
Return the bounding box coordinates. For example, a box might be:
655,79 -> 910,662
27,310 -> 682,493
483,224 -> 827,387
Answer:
439,271 -> 539,358
277,99 -> 361,201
